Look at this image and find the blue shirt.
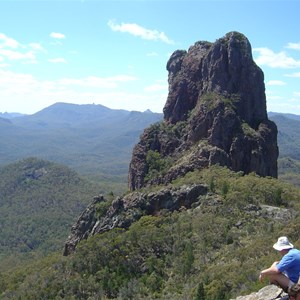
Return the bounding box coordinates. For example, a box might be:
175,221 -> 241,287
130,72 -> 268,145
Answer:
276,248 -> 300,283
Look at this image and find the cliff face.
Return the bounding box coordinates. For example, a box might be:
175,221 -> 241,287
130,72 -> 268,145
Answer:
128,31 -> 278,191
64,32 -> 279,255
164,32 -> 266,125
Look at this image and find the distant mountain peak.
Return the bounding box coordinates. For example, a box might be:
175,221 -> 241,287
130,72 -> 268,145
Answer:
0,112 -> 26,119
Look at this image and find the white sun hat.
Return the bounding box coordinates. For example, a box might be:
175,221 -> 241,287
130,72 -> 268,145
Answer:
273,236 -> 294,251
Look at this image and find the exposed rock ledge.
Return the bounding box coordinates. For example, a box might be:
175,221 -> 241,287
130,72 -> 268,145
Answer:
63,184 -> 208,256
64,180 -> 296,256
231,285 -> 288,300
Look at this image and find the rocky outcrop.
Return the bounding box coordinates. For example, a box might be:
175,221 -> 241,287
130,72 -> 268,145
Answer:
231,285 -> 288,300
128,31 -> 278,191
63,195 -> 102,256
64,32 -> 279,258
64,184 -> 208,255
164,32 -> 266,125
64,184 -> 295,256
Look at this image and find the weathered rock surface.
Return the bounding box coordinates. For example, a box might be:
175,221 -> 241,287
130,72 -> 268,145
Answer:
231,285 -> 288,300
128,31 -> 278,191
64,184 -> 208,255
63,195 -> 103,256
64,183 -> 295,256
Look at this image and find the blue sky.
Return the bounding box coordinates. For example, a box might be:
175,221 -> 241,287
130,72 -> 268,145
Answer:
0,0 -> 300,115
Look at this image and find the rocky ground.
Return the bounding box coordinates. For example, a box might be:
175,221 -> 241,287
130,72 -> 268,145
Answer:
232,285 -> 288,300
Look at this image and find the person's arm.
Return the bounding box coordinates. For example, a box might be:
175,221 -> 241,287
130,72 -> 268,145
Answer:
259,261 -> 280,282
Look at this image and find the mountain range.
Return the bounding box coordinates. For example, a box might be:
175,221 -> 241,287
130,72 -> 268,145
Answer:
1,102 -> 300,190
269,112 -> 300,160
0,102 -> 162,193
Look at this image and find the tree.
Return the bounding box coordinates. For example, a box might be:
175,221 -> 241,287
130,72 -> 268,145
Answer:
195,282 -> 205,300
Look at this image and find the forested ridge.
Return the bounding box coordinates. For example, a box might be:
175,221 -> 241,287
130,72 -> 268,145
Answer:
0,157 -> 104,271
1,166 -> 300,299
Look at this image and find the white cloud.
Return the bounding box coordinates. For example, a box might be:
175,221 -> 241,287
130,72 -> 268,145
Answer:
266,80 -> 286,86
29,43 -> 44,51
285,72 -> 300,78
50,32 -> 66,39
108,20 -> 174,44
266,90 -> 300,114
0,68 -> 164,114
0,33 -> 45,65
0,69 -> 38,92
253,47 -> 300,68
0,33 -> 20,49
0,55 -> 9,67
294,92 -> 300,98
48,57 -> 67,63
0,48 -> 36,61
286,42 -> 300,50
266,101 -> 300,114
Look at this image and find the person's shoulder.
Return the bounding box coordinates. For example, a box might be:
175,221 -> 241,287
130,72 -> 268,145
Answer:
290,248 -> 300,256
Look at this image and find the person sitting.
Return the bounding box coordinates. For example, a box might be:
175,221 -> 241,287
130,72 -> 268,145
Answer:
259,236 -> 300,294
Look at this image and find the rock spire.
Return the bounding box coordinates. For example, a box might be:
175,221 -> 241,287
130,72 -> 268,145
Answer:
128,31 -> 278,191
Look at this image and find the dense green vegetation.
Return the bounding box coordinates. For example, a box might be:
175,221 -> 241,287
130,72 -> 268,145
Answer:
0,157 -> 104,271
278,157 -> 300,187
1,166 -> 300,299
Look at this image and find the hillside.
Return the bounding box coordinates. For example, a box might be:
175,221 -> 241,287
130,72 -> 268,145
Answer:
2,166 -> 300,299
269,111 -> 300,122
0,157 -> 104,271
268,113 -> 300,187
269,113 -> 300,160
0,102 -> 163,193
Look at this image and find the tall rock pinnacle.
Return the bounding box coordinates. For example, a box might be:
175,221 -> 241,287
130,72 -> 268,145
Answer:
128,31 -> 278,191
